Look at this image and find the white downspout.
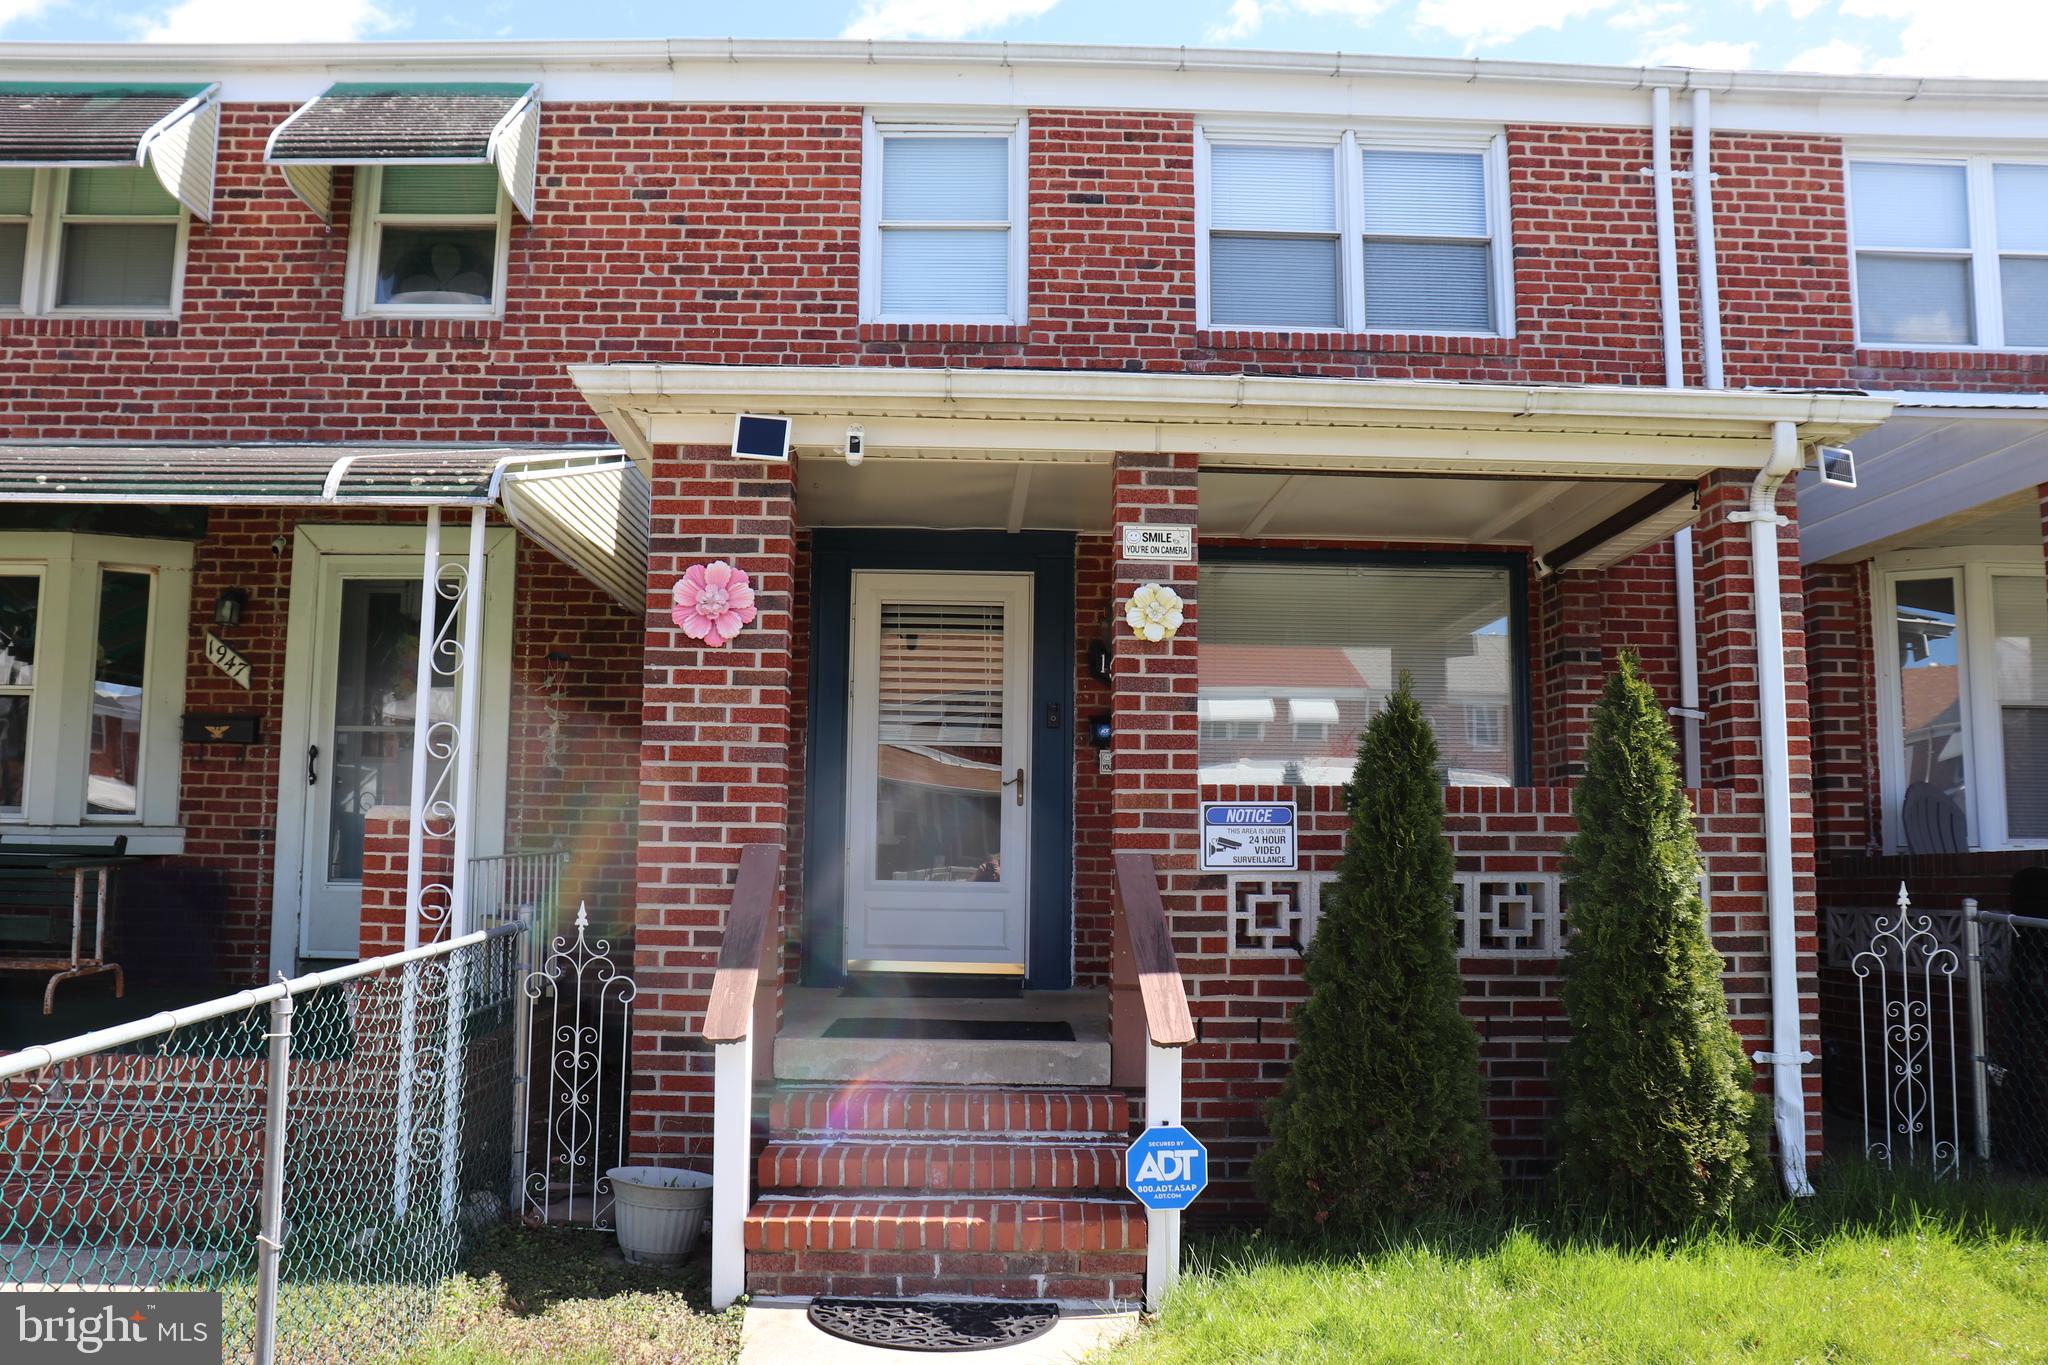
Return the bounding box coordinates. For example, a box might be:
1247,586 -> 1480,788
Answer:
1691,88 -> 1725,390
1740,420 -> 1816,1197
1652,86 -> 1705,786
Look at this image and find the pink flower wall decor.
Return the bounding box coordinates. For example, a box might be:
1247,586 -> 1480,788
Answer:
670,560 -> 758,648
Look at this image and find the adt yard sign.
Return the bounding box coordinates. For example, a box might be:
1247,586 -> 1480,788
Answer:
1126,1125 -> 1208,1211
1199,801 -> 1296,872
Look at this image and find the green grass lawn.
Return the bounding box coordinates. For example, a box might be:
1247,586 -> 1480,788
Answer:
1105,1163 -> 2048,1364
402,1225 -> 742,1365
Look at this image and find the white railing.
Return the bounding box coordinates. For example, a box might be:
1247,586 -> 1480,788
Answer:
471,847 -> 570,973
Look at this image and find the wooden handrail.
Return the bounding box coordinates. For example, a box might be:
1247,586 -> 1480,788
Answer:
701,843 -> 784,1044
1110,851 -> 1194,1086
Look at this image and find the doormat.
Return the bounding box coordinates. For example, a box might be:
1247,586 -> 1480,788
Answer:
822,1016 -> 1075,1042
807,1297 -> 1059,1353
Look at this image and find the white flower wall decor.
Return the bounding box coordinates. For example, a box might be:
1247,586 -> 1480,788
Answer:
1123,581 -> 1185,642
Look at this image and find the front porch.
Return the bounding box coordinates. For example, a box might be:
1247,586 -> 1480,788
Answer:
578,363 -> 1893,1309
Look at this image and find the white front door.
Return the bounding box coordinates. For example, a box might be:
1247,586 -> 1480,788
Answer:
297,558 -> 454,959
843,571 -> 1033,975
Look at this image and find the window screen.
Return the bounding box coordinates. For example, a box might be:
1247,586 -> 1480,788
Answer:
1892,575 -> 1969,831
1993,573 -> 2048,840
1361,150 -> 1491,331
877,135 -> 1012,319
87,570 -> 150,817
1208,144 -> 1340,328
1852,161 -> 1974,345
0,574 -> 37,816
1198,561 -> 1519,787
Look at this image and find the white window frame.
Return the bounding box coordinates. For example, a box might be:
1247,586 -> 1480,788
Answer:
859,113 -> 1029,326
1467,704 -> 1505,751
1873,548 -> 2048,852
1194,122 -> 1514,338
1847,149 -> 2048,352
0,533 -> 191,850
1,168 -> 191,319
0,566 -> 45,819
343,164 -> 514,321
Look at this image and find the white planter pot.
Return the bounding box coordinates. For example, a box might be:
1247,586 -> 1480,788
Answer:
608,1166 -> 713,1266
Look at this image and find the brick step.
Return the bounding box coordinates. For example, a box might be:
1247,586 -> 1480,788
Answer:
769,1085 -> 1129,1138
744,1196 -> 1147,1255
760,1138 -> 1127,1194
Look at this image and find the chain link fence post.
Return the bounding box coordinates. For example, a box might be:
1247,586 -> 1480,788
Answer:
254,987 -> 295,1365
1965,898 -> 1992,1164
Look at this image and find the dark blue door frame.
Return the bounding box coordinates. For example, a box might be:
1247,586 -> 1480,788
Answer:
800,530 -> 1077,991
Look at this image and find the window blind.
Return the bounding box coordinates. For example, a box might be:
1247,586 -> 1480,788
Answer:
1994,574 -> 2048,840
2001,258 -> 2048,347
1855,254 -> 1973,345
66,167 -> 179,218
58,224 -> 177,309
1361,150 -> 1486,237
882,136 -> 1009,221
880,229 -> 1009,316
1851,162 -> 1969,249
380,165 -> 499,216
877,602 -> 1007,747
0,223 -> 24,310
1994,164 -> 2048,251
1197,562 -> 1517,786
1210,144 -> 1336,232
0,169 -> 30,216
1209,235 -> 1341,327
1363,241 -> 1491,331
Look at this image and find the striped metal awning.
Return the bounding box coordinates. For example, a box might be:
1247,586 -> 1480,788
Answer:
0,444 -> 646,610
264,82 -> 541,221
0,82 -> 221,219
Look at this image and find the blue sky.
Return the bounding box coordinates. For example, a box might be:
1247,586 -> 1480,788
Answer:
1,0 -> 2040,82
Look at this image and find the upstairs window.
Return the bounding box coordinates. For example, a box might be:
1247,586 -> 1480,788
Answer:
862,118 -> 1026,325
1851,155 -> 2048,349
1199,129 -> 1509,336
0,167 -> 188,317
346,165 -> 508,318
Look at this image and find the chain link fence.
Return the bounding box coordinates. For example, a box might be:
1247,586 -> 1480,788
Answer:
0,925 -> 521,1362
1967,899 -> 2048,1175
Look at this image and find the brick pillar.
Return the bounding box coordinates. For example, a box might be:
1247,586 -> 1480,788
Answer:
1535,570 -> 1603,782
1108,452 -> 1200,880
633,449 -> 797,1164
356,807 -> 452,958
1691,470 -> 1823,1162
1803,561 -> 1878,854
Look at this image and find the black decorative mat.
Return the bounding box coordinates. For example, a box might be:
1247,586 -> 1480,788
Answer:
807,1297 -> 1059,1353
842,975 -> 1024,1000
822,1016 -> 1075,1042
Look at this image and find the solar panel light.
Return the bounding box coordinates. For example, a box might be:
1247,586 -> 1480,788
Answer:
731,413 -> 792,462
1815,445 -> 1857,489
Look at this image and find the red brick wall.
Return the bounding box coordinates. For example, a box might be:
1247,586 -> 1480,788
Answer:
1073,534 -> 1117,986
0,111 -> 1870,439
632,450 -> 797,1163
1804,560 -> 1879,854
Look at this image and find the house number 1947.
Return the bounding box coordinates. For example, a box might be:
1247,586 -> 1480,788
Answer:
205,632 -> 252,690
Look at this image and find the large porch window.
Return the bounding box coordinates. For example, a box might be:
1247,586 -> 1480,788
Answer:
0,534 -> 191,844
1877,555 -> 2048,849
1197,555 -> 1525,787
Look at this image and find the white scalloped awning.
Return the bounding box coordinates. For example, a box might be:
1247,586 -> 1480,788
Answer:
0,82 -> 221,220
263,82 -> 540,221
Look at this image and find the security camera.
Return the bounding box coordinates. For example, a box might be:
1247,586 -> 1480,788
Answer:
844,424 -> 865,467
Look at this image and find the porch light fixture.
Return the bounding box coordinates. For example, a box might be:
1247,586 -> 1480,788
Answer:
212,587 -> 249,626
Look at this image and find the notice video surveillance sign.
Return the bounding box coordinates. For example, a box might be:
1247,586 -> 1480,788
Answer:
1199,802 -> 1297,872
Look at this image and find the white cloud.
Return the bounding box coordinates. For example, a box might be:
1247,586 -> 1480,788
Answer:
1840,0 -> 2048,78
1785,38 -> 1869,73
841,0 -> 1060,40
1411,0 -> 1625,50
1607,1 -> 1685,29
1643,38 -> 1759,68
1,0 -> 55,31
136,0 -> 399,40
1207,0 -> 1266,40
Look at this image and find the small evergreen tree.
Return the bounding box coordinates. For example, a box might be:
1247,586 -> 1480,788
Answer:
1555,650 -> 1762,1226
1253,675 -> 1498,1233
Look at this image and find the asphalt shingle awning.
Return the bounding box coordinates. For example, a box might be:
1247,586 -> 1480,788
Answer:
0,444 -> 646,611
0,82 -> 221,219
264,82 -> 541,221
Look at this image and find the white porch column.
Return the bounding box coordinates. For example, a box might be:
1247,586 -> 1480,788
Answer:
710,1036 -> 753,1310
403,507 -> 442,952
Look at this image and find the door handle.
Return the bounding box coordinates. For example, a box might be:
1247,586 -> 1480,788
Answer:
1003,767 -> 1024,807
307,744 -> 320,786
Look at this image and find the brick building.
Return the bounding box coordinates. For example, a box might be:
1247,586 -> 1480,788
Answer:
0,38 -> 2042,1310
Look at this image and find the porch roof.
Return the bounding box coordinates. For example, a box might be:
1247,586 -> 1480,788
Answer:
0,443 -> 648,610
572,364 -> 1895,571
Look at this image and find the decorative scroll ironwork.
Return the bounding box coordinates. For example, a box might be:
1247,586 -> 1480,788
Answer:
519,904 -> 636,1229
1829,903 -> 2012,979
1853,883 -> 1961,1178
413,559 -> 470,942
807,1298 -> 1059,1351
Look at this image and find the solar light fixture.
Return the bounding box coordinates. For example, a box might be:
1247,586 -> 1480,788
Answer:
731,412 -> 792,462
1816,445 -> 1857,488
